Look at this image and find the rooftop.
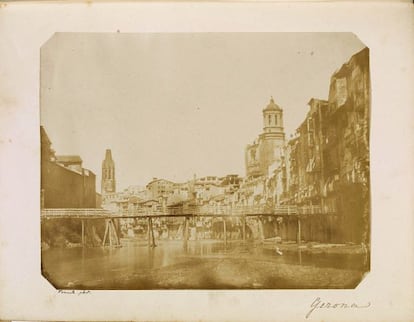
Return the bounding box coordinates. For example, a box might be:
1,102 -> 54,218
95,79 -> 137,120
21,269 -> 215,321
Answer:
56,155 -> 82,164
263,97 -> 282,112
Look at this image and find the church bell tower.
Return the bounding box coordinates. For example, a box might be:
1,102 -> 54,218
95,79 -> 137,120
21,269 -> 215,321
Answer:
101,149 -> 116,195
245,97 -> 286,178
258,97 -> 286,174
262,96 -> 284,137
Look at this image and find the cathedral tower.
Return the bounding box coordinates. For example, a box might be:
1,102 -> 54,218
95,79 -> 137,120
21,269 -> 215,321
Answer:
262,97 -> 285,137
259,97 -> 286,173
101,149 -> 116,195
245,97 -> 286,178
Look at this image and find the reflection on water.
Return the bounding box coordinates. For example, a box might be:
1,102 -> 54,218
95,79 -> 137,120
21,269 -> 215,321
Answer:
42,240 -> 367,289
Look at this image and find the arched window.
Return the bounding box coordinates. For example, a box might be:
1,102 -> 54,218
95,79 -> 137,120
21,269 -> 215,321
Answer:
268,115 -> 271,125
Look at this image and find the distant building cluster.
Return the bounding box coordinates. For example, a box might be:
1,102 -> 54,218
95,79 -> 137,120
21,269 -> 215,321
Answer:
101,47 -> 370,244
101,173 -> 243,214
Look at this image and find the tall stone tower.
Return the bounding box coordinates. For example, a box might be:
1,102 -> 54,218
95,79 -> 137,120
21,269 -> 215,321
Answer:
101,149 -> 116,195
262,97 -> 284,136
259,97 -> 286,171
245,97 -> 286,177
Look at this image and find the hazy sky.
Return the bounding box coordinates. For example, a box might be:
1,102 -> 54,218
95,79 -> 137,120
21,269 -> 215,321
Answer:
40,33 -> 365,191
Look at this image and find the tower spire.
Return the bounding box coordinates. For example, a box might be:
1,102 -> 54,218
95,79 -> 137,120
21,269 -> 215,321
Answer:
101,149 -> 116,195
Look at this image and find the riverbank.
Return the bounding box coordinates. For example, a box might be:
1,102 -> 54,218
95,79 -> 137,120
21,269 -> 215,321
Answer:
42,237 -> 369,256
42,239 -> 368,290
61,255 -> 365,289
117,237 -> 369,256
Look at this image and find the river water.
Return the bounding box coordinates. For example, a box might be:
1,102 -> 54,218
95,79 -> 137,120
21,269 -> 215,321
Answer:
42,240 -> 368,289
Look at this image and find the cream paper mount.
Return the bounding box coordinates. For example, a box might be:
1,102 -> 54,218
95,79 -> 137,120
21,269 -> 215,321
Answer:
0,1 -> 413,322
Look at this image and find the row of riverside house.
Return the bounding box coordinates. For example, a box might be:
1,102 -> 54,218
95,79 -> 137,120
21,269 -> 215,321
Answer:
234,47 -> 370,244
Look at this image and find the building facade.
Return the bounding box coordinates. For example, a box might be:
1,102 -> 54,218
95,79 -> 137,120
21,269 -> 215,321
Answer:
146,178 -> 175,202
321,47 -> 370,243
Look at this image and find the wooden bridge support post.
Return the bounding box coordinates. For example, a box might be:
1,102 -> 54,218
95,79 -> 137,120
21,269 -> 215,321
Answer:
242,215 -> 246,242
147,217 -> 156,248
183,217 -> 189,248
81,219 -> 85,246
113,219 -> 121,243
258,217 -> 265,243
102,219 -> 120,247
150,218 -> 156,247
286,218 -> 290,241
108,220 -> 113,247
91,224 -> 99,246
147,217 -> 151,246
297,216 -> 302,245
223,218 -> 227,245
147,217 -> 151,247
102,219 -> 109,246
110,219 -> 120,246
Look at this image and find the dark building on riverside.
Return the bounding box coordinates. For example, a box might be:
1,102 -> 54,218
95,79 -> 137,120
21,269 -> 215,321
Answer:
40,126 -> 97,208
288,98 -> 329,207
322,47 -> 370,243
279,47 -> 370,244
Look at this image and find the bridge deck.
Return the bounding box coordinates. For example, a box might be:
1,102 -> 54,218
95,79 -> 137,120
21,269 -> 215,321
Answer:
41,205 -> 334,219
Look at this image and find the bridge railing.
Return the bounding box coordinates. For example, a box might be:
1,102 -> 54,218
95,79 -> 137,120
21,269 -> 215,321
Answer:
193,205 -> 323,215
41,204 -> 326,218
126,208 -> 169,216
274,205 -> 298,215
297,205 -> 322,215
41,208 -> 113,218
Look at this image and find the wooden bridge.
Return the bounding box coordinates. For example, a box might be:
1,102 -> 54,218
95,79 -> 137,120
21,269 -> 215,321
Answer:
40,204 -> 325,219
41,205 -> 330,248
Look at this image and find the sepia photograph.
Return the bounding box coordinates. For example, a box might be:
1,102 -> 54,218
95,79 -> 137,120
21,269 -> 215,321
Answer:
39,32 -> 370,290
